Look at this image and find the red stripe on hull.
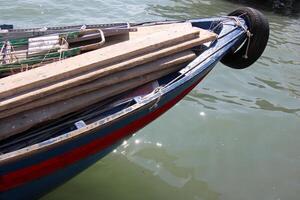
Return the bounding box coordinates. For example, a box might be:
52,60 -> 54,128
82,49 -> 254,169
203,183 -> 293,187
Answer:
0,77 -> 203,192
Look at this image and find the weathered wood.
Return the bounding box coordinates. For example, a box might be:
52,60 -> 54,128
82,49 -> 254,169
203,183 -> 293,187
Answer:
0,65 -> 184,141
0,25 -> 201,99
0,51 -> 195,118
129,22 -> 192,40
0,33 -> 216,113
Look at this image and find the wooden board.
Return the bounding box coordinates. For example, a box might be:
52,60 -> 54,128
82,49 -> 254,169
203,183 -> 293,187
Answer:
0,32 -> 217,113
0,65 -> 185,141
0,51 -> 196,118
0,25 -> 201,99
129,22 -> 192,40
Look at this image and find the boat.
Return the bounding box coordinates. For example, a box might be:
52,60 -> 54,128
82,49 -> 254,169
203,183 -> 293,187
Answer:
0,7 -> 269,200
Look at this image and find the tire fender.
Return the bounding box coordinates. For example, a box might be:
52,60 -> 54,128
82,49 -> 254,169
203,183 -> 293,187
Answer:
221,7 -> 270,69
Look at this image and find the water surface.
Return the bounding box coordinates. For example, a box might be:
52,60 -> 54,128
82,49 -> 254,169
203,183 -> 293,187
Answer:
1,1 -> 299,200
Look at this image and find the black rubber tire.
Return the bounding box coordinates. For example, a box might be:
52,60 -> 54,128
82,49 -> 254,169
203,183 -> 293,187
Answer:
221,7 -> 269,69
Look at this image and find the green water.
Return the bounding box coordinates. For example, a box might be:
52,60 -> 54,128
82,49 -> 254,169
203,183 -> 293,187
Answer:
1,1 -> 300,199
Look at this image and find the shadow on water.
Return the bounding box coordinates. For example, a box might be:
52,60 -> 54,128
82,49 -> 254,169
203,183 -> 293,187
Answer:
251,99 -> 300,114
148,0 -> 300,18
225,0 -> 300,17
148,0 -> 237,19
184,84 -> 300,116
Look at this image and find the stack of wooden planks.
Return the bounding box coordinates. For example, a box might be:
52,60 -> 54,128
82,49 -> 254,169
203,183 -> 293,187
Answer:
0,22 -> 217,141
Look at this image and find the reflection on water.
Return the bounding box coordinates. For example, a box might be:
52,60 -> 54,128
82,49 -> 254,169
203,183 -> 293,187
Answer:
122,140 -> 219,199
44,137 -> 220,200
226,0 -> 300,16
252,99 -> 300,114
2,0 -> 296,199
149,0 -> 300,19
148,0 -> 237,19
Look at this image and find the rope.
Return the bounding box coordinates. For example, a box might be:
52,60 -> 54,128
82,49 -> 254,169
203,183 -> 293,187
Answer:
0,42 -> 6,64
243,30 -> 252,59
149,86 -> 164,110
225,15 -> 253,59
209,14 -> 252,59
59,37 -> 69,60
40,44 -> 57,64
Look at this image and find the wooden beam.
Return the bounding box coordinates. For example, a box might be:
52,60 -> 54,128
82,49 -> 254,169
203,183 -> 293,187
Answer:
0,32 -> 216,113
0,24 -> 200,99
0,51 -> 196,118
0,65 -> 185,141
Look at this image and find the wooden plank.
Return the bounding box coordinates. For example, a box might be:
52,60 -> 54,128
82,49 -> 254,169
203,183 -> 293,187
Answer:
0,51 -> 195,118
0,25 -> 200,99
0,32 -> 217,113
129,22 -> 192,40
0,65 -> 185,141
